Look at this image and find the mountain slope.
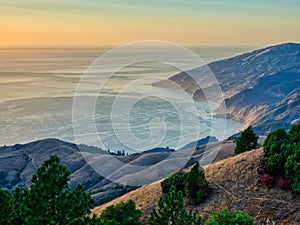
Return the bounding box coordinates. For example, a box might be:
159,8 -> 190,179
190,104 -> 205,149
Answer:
0,138 -> 236,205
156,43 -> 300,134
93,148 -> 300,225
0,138 -> 170,205
225,64 -> 300,133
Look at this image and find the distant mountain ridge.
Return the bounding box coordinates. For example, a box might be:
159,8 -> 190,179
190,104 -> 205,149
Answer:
0,137 -> 234,205
155,43 -> 300,134
0,138 -> 170,205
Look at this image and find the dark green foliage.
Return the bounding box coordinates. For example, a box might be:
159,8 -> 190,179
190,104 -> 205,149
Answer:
99,200 -> 142,225
262,128 -> 290,176
148,186 -> 201,225
0,155 -> 100,225
234,126 -> 258,155
205,208 -> 256,225
0,155 -> 144,225
288,123 -> 300,145
23,155 -> 95,225
161,171 -> 187,195
262,123 -> 300,192
285,146 -> 300,192
0,189 -> 14,224
109,150 -> 126,156
263,153 -> 285,176
263,128 -> 288,157
185,162 -> 210,205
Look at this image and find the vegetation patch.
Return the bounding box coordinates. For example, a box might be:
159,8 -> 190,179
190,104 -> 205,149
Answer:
262,123 -> 300,192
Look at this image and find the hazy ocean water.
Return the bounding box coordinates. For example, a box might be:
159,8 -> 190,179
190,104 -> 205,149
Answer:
0,46 -> 256,152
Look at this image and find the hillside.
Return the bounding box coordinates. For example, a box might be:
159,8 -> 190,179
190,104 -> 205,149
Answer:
93,148 -> 300,225
0,138 -> 235,205
0,138 -> 171,205
155,43 -> 300,134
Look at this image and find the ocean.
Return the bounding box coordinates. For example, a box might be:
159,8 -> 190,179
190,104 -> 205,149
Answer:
0,46 -> 257,152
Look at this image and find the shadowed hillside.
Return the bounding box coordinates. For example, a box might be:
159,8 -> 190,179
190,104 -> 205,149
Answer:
0,138 -> 236,206
155,43 -> 300,134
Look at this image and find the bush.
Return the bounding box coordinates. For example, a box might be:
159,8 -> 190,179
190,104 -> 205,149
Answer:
161,171 -> 187,195
205,208 -> 256,225
149,185 -> 201,225
285,147 -> 300,192
262,128 -> 289,176
288,122 -> 300,145
263,128 -> 288,157
262,123 -> 300,192
185,162 -> 211,204
99,200 -> 142,225
262,153 -> 285,176
234,126 -> 258,155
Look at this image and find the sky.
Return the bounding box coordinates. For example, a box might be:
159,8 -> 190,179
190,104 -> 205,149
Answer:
0,0 -> 299,46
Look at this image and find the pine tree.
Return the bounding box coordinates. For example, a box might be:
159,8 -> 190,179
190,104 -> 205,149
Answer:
0,189 -> 14,224
185,162 -> 210,205
148,185 -> 201,225
234,126 -> 258,155
22,155 -> 96,225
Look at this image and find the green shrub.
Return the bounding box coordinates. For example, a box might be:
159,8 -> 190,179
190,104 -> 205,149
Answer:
234,126 -> 258,155
99,200 -> 142,225
0,189 -> 14,224
285,147 -> 300,192
262,123 -> 300,192
288,122 -> 300,145
185,162 -> 210,205
149,185 -> 201,225
263,128 -> 288,157
161,171 -> 187,195
205,208 -> 256,225
263,153 -> 285,176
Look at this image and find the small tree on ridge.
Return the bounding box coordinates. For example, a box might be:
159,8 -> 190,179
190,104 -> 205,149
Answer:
234,126 -> 258,155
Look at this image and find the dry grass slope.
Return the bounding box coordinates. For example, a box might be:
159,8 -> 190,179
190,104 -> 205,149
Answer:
93,148 -> 300,225
93,180 -> 162,223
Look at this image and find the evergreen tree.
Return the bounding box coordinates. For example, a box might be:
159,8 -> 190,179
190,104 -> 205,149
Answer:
161,171 -> 187,195
185,162 -> 210,205
148,185 -> 201,225
262,127 -> 293,176
234,126 -> 258,155
0,189 -> 14,224
21,155 -> 97,225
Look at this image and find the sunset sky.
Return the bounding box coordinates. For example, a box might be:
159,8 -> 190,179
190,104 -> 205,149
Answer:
1,0 -> 299,46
